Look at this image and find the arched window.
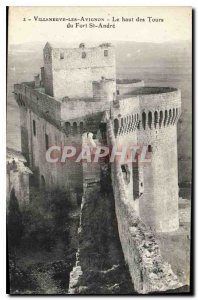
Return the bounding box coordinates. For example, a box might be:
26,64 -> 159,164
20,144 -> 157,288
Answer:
80,122 -> 84,134
142,112 -> 146,130
154,111 -> 158,128
114,119 -> 119,136
148,111 -> 152,129
73,122 -> 77,135
148,145 -> 152,152
65,122 -> 71,135
159,111 -> 163,128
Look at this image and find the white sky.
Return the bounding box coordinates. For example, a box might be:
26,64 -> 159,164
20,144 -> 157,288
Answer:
8,6 -> 192,45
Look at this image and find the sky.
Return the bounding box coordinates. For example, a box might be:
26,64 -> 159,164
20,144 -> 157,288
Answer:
8,6 -> 192,45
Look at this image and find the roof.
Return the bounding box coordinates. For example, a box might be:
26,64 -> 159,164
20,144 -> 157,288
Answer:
7,147 -> 27,163
6,147 -> 32,175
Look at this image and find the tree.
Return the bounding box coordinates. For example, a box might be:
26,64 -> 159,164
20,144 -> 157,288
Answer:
7,189 -> 24,250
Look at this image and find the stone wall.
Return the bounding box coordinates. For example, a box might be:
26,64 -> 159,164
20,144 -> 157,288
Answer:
26,109 -> 83,192
43,43 -> 116,99
14,83 -> 61,127
92,79 -> 116,102
137,89 -> 181,232
14,85 -> 84,193
61,99 -> 110,120
111,88 -> 181,232
106,117 -> 182,294
137,126 -> 179,232
7,149 -> 32,205
116,79 -> 144,95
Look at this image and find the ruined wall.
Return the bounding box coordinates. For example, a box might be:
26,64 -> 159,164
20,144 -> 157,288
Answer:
6,152 -> 32,205
7,169 -> 30,205
44,43 -> 116,99
106,117 -> 182,294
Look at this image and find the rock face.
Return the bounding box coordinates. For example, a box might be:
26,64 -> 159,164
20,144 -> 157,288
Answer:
69,178 -> 135,295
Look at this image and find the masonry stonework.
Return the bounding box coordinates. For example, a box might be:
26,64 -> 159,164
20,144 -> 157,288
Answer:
14,42 -> 182,293
44,42 -> 116,99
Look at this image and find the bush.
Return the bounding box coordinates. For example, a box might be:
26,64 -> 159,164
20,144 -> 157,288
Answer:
7,189 -> 24,250
21,188 -> 72,251
21,203 -> 56,251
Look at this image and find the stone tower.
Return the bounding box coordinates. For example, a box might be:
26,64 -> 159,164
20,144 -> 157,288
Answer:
43,42 -> 116,99
137,89 -> 182,232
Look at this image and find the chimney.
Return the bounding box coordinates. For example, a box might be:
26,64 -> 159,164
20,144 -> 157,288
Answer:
34,74 -> 40,88
40,67 -> 45,87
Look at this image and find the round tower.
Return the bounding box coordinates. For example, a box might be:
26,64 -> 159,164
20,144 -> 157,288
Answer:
92,78 -> 116,102
116,79 -> 144,95
136,87 -> 181,232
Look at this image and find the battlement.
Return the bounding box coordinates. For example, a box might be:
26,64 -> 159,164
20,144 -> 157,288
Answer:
116,79 -> 145,95
14,82 -> 61,128
44,42 -> 115,69
14,81 -> 109,134
112,87 -> 181,136
106,117 -> 182,293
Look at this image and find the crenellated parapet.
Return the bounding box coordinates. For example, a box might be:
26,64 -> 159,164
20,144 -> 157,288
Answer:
112,95 -> 140,137
111,87 -> 181,136
139,107 -> 181,130
105,115 -> 182,294
116,79 -> 144,95
61,112 -> 104,136
113,113 -> 140,136
137,87 -> 181,130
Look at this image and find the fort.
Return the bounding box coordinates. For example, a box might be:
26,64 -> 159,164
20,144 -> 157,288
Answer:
14,42 -> 186,293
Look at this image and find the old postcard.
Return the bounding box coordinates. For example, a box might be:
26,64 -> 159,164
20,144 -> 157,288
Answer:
7,6 -> 192,295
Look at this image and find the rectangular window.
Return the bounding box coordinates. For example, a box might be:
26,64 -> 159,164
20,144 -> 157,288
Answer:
104,50 -> 108,57
60,52 -> 64,59
45,134 -> 49,150
148,145 -> 152,152
33,120 -> 36,136
82,52 -> 86,58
